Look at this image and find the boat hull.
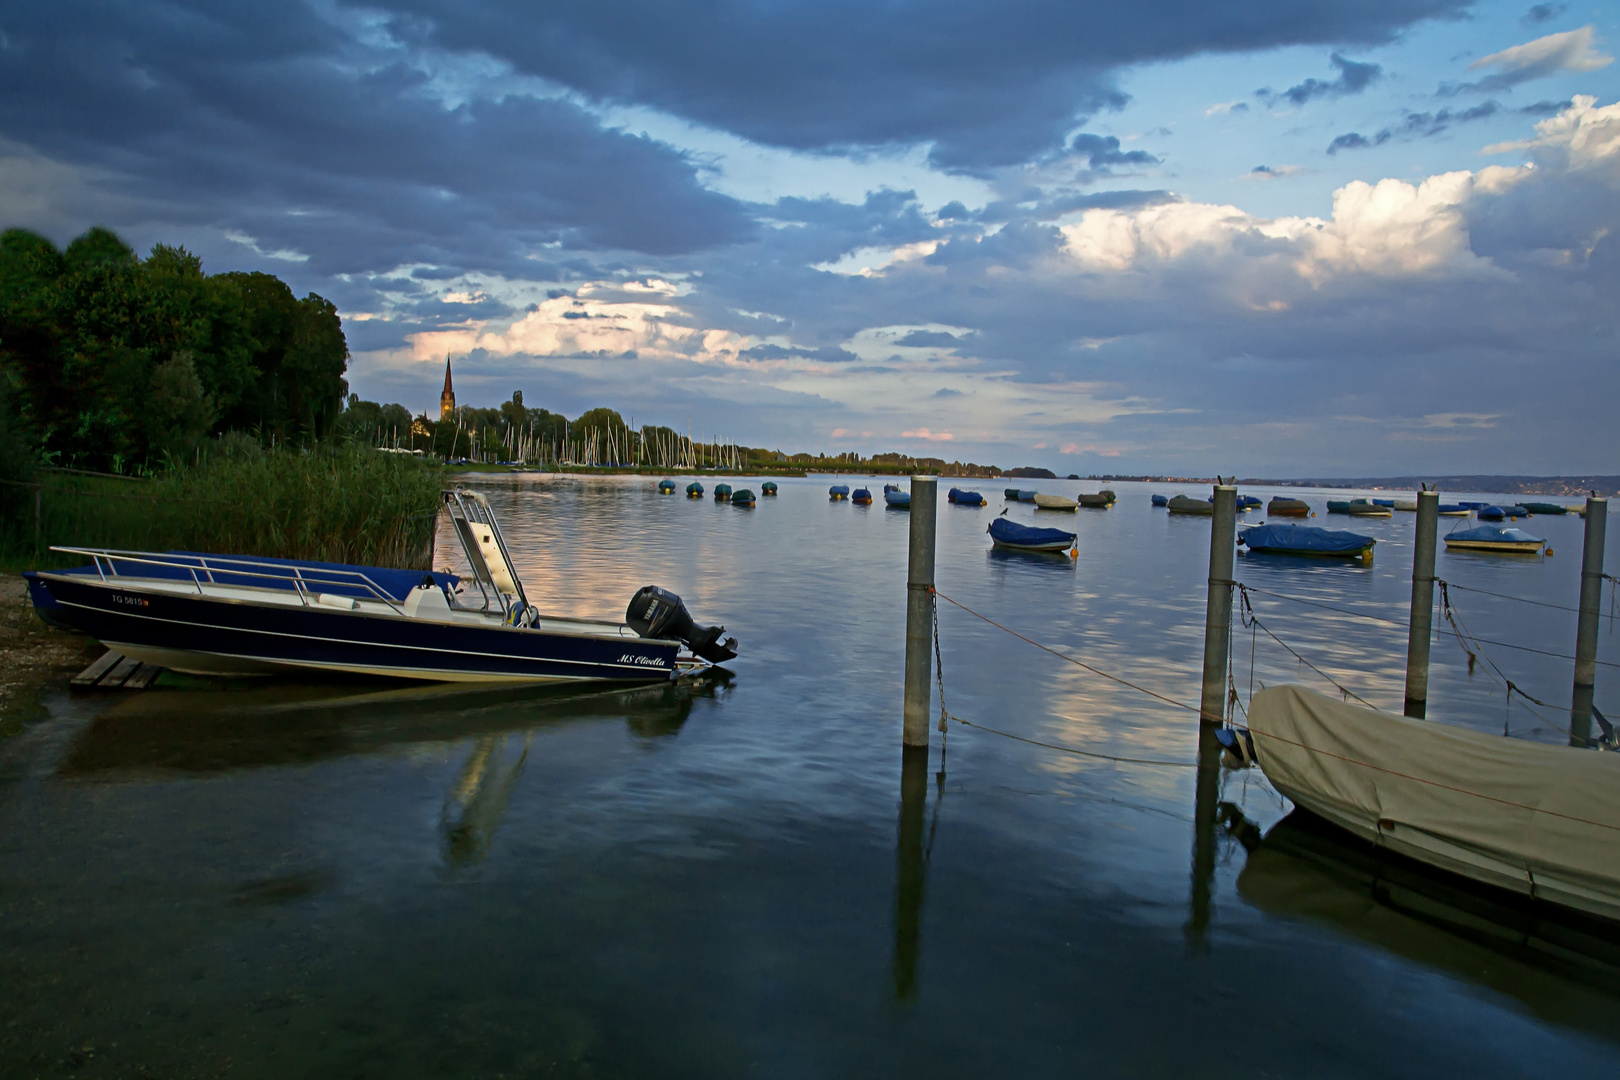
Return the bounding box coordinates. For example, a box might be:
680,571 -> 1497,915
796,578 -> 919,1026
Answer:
1444,540 -> 1545,553
29,573 -> 681,684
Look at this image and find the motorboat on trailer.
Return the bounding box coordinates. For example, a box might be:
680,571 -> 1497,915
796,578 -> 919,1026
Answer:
24,489 -> 738,685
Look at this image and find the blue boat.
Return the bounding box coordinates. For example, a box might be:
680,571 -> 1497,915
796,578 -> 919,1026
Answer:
713,483 -> 733,500
657,479 -> 676,494
1371,498 -> 1395,508
23,489 -> 739,683
1437,504 -> 1470,516
1458,501 -> 1485,510
1151,494 -> 1168,507
1016,490 -> 1038,502
1477,505 -> 1506,521
988,517 -> 1075,553
1238,524 -> 1375,558
852,487 -> 873,505
1504,505 -> 1530,518
730,489 -> 756,507
1236,495 -> 1263,511
686,481 -> 704,498
829,485 -> 850,501
948,487 -> 986,506
1004,488 -> 1022,501
885,488 -> 911,508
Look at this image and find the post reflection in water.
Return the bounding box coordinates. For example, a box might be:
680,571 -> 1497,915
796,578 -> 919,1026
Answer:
892,744 -> 942,1001
1184,723 -> 1224,949
441,733 -> 532,869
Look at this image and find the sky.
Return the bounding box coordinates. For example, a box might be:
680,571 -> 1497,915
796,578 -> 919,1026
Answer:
3,0 -> 1619,476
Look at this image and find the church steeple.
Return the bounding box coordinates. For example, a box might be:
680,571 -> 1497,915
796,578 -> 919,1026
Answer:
439,358 -> 455,421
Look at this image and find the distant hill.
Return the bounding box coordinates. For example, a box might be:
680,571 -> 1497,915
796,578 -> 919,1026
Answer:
1006,466 -> 1057,478
1091,474 -> 1619,496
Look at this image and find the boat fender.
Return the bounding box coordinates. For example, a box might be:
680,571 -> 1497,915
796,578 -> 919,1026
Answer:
625,585 -> 739,663
1213,726 -> 1257,769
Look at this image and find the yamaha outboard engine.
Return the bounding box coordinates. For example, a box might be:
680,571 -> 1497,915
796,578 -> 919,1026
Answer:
626,586 -> 738,664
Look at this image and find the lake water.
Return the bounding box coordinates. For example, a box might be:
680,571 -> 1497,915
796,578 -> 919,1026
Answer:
3,475 -> 1618,1077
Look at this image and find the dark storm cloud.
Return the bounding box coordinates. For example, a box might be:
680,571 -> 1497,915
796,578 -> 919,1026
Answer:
0,2 -> 753,280
1326,101 -> 1501,153
737,343 -> 861,364
1517,98 -> 1574,115
1257,53 -> 1383,107
381,0 -> 1468,170
1524,3 -> 1567,24
894,330 -> 965,347
1069,134 -> 1161,171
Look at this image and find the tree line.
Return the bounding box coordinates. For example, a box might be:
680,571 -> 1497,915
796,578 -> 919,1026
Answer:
0,226 -> 348,477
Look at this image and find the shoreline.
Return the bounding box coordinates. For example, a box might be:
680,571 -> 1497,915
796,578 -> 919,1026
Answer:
0,574 -> 99,738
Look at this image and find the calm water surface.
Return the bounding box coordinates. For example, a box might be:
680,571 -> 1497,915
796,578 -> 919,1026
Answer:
2,476 -> 1618,1077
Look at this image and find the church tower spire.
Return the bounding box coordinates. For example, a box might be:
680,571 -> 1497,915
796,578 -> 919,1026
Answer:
439,358 -> 455,421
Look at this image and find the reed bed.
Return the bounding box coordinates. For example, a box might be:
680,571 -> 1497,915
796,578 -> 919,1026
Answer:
2,445 -> 442,570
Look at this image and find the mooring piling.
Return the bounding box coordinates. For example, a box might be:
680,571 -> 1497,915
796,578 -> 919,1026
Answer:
892,745 -> 928,999
1571,495 -> 1608,746
1404,488 -> 1440,718
1198,483 -> 1237,726
903,476 -> 939,749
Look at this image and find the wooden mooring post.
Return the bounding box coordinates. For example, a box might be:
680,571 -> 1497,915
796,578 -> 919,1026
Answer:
1198,483 -> 1237,726
902,476 -> 939,749
1404,489 -> 1440,718
1571,495 -> 1608,746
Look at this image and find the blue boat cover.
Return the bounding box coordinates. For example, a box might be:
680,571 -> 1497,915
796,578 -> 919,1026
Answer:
948,487 -> 985,505
1151,494 -> 1168,506
1238,525 -> 1373,555
1505,505 -> 1530,516
1446,526 -> 1544,543
1016,490 -> 1038,502
829,485 -> 850,496
852,488 -> 873,500
1458,501 -> 1484,509
884,489 -> 910,506
1436,504 -> 1466,513
49,551 -> 459,602
1478,505 -> 1505,520
989,518 -> 1075,547
1371,498 -> 1395,507
1236,495 -> 1262,509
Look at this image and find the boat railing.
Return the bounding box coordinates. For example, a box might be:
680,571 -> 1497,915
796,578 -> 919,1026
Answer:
48,546 -> 407,613
442,489 -> 530,618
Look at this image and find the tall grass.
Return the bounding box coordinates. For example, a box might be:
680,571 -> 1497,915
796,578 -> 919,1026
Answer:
2,444 -> 443,570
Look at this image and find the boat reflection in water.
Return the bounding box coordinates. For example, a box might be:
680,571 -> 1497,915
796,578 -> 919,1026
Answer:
1232,807 -> 1620,1038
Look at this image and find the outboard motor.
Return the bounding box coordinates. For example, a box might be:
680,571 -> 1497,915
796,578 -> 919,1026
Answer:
626,586 -> 738,664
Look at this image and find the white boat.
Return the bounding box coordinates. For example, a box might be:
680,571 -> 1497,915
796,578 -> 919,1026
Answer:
1032,493 -> 1078,511
1248,686 -> 1620,921
1443,525 -> 1546,554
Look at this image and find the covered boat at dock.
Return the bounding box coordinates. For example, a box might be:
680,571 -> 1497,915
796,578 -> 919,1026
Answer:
761,481 -> 778,496
1327,499 -> 1392,517
1078,490 -> 1116,508
1033,493 -> 1078,511
947,487 -> 986,506
884,487 -> 911,508
1443,525 -> 1546,553
1167,495 -> 1213,515
852,487 -> 873,505
730,488 -> 756,507
23,489 -> 739,684
1522,502 -> 1569,515
1267,497 -> 1310,517
829,485 -> 850,501
713,483 -> 733,501
657,479 -> 676,494
686,481 -> 704,497
1238,524 -> 1375,558
1437,504 -> 1470,516
988,517 -> 1076,553
1247,685 -> 1620,922
1151,494 -> 1168,507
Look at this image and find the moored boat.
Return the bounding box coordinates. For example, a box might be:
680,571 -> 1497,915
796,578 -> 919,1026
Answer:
1236,495 -> 1262,512
1521,502 -> 1567,515
686,481 -> 704,498
1393,499 -> 1418,512
1016,490 -> 1038,503
1167,495 -> 1213,515
1238,524 -> 1375,558
1077,492 -> 1112,508
23,489 -> 739,684
829,485 -> 850,501
1443,525 -> 1546,553
852,487 -> 873,505
1151,494 -> 1168,507
1267,497 -> 1310,517
947,487 -> 986,506
761,481 -> 778,496
713,483 -> 733,501
988,517 -> 1075,553
1004,488 -> 1022,501
1327,499 -> 1392,517
884,488 -> 911,508
657,479 -> 677,494
730,488 -> 756,507
1033,493 -> 1078,511
1437,504 -> 1470,516
1477,505 -> 1506,521
1247,685 -> 1620,921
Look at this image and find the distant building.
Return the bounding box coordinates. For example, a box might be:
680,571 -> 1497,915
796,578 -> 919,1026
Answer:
439,359 -> 455,421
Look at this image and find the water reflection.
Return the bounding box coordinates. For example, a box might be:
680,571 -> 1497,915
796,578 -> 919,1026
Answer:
442,732 -> 532,869
1236,808 -> 1620,1040
59,671 -> 734,777
892,746 -> 929,1000
1184,724 -> 1224,950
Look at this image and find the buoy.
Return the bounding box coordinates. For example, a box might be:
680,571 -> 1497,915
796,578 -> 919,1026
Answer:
1546,547 -> 1555,557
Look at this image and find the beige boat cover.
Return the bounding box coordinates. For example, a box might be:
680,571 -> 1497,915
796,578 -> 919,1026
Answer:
1248,685 -> 1620,921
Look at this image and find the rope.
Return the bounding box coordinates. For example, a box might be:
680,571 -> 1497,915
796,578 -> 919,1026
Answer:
1438,580 -> 1586,615
1437,582 -> 1566,733
1233,584 -> 1407,628
1237,585 -> 1383,711
940,713 -> 1197,768
930,588 -> 1201,715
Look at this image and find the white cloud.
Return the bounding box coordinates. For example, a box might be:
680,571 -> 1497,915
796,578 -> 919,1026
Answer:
1468,25 -> 1613,82
1486,95 -> 1620,175
902,427 -> 955,441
